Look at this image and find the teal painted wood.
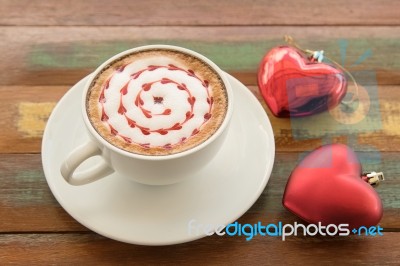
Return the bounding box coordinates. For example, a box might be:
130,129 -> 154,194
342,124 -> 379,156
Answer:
0,153 -> 398,232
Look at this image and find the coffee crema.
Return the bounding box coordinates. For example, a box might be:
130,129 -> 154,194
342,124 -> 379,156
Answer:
86,49 -> 228,155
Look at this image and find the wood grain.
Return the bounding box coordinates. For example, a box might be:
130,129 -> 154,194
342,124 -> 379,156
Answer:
1,85 -> 399,153
0,154 -> 85,232
1,26 -> 400,86
1,0 -> 400,26
0,0 -> 400,265
0,86 -> 68,153
1,0 -> 399,263
1,233 -> 400,265
1,153 -> 398,233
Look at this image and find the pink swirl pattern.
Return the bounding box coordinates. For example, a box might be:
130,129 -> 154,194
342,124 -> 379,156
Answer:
98,61 -> 213,149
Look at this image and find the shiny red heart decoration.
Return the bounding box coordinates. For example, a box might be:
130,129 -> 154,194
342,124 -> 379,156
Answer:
258,46 -> 347,117
283,144 -> 383,229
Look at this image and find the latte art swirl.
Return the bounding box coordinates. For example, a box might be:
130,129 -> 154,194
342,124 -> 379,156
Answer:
87,49 -> 228,155
99,63 -> 213,148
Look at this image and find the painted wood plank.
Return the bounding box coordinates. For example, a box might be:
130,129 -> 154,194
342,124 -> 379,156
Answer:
0,153 -> 398,232
1,0 -> 399,26
0,232 -> 399,264
0,86 -> 69,153
0,154 -> 86,232
1,85 -> 399,153
1,26 -> 399,86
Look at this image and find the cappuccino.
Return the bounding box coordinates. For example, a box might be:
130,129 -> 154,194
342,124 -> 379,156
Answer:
86,49 -> 228,155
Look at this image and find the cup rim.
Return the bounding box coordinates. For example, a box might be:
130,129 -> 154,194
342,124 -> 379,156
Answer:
81,44 -> 234,161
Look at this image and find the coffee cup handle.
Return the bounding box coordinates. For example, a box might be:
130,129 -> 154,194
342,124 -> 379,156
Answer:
60,141 -> 114,185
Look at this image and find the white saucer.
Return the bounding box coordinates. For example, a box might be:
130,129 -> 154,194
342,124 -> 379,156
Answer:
42,73 -> 275,245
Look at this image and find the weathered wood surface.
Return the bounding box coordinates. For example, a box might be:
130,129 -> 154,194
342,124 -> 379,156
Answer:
1,153 -> 399,233
1,0 -> 399,26
1,233 -> 400,265
1,85 -> 399,153
0,26 -> 399,86
1,0 -> 399,264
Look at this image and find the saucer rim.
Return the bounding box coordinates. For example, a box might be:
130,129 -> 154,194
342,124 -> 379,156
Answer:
41,73 -> 275,245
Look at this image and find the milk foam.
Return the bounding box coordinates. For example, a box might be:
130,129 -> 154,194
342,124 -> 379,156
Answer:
98,56 -> 212,148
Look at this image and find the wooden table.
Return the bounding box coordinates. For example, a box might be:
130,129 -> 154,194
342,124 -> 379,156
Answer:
1,1 -> 399,264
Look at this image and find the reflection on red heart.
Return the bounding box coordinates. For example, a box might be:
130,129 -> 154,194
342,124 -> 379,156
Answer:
258,46 -> 347,117
283,144 -> 383,229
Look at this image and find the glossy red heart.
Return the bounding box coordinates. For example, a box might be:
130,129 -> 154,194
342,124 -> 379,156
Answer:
258,46 -> 347,117
283,144 -> 383,229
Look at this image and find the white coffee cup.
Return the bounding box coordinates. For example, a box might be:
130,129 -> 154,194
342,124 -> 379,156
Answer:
60,45 -> 234,186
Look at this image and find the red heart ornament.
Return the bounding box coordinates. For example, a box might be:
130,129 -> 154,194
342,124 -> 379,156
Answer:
283,144 -> 383,229
258,46 -> 347,117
